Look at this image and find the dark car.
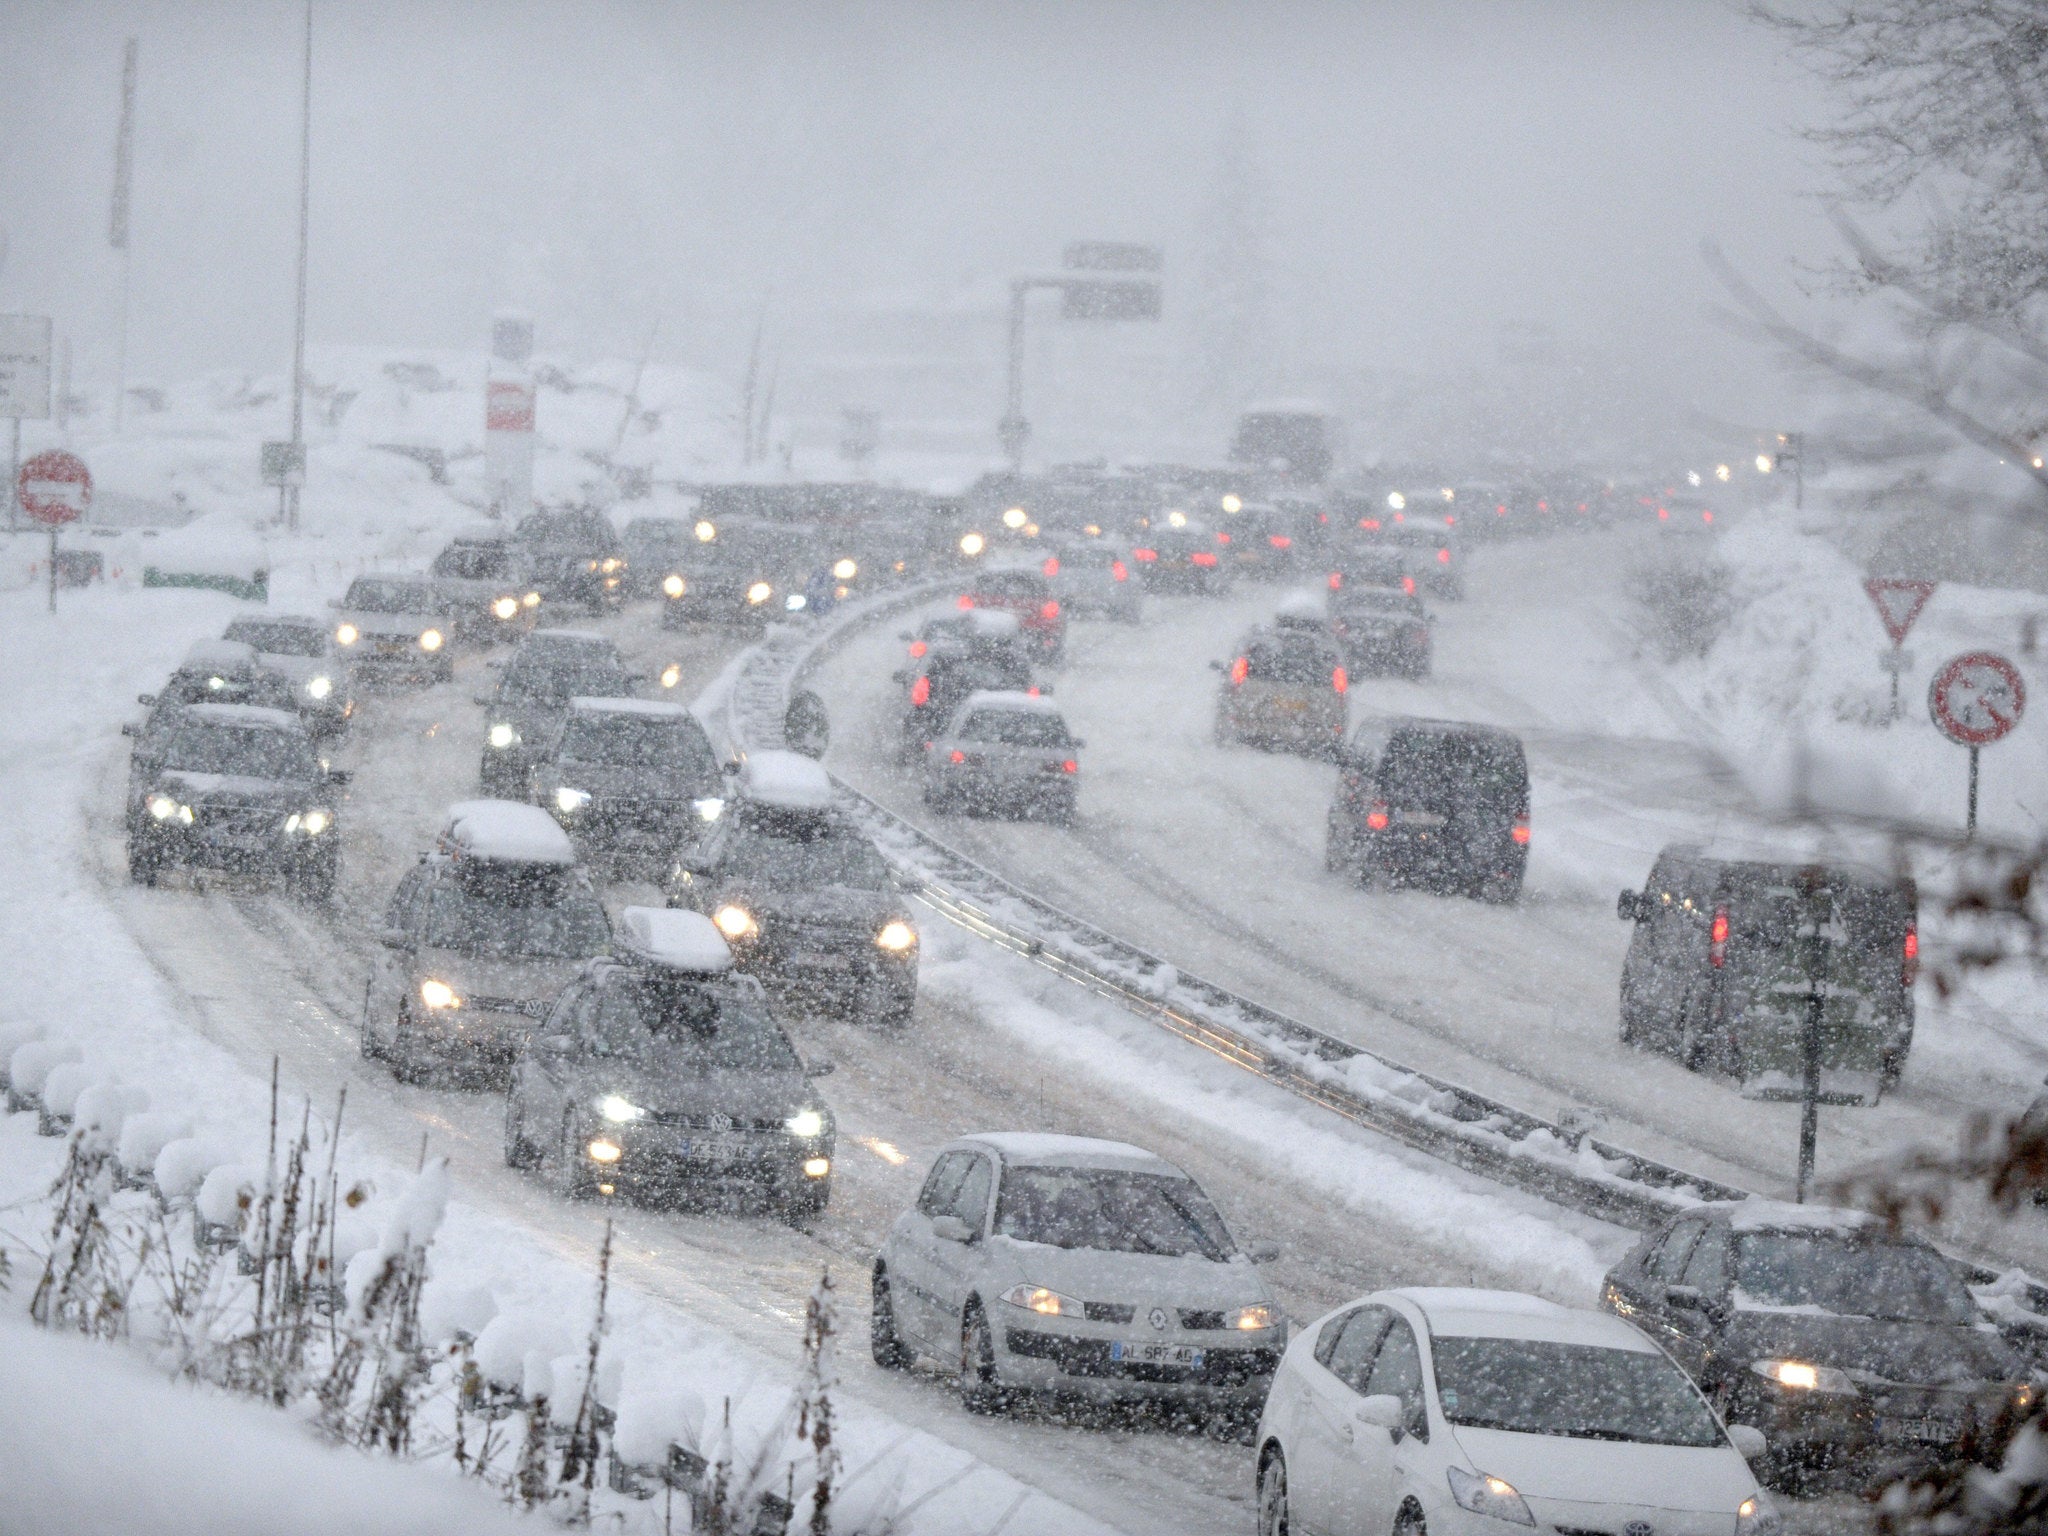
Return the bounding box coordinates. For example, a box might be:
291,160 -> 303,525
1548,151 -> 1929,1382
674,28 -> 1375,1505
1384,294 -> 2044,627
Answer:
960,567 -> 1065,663
531,697 -> 726,876
1325,717 -> 1529,902
1042,539 -> 1141,623
513,508 -> 627,611
222,617 -> 354,738
1134,514 -> 1232,595
124,703 -> 346,900
477,631 -> 637,798
331,576 -> 458,685
427,530 -> 539,640
1599,1202 -> 2028,1490
664,752 -> 919,1027
621,515 -> 694,599
922,690 -> 1082,823
1618,847 -> 1918,1098
894,613 -> 1037,762
660,515 -> 815,627
138,639 -> 303,728
1330,584 -> 1433,678
504,905 -> 838,1219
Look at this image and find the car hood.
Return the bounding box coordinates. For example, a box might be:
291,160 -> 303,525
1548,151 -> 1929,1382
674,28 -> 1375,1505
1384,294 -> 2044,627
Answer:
994,1237 -> 1271,1310
1723,1313 -> 2019,1386
430,576 -> 506,601
420,948 -> 581,1002
735,885 -> 896,928
1450,1425 -> 1755,1511
497,699 -> 570,735
564,1062 -> 816,1122
157,770 -> 306,805
342,611 -> 445,639
253,653 -> 334,686
553,761 -> 709,802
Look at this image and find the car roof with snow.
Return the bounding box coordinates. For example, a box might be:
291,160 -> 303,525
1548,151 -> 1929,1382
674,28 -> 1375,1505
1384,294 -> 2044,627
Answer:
1655,842 -> 1906,889
737,750 -> 835,810
566,696 -> 691,720
1351,713 -> 1519,745
615,906 -> 733,975
1701,1199 -> 1885,1236
177,703 -> 307,733
958,690 -> 1062,717
1273,592 -> 1328,624
930,609 -> 1022,639
953,1132 -> 1184,1176
178,638 -> 260,672
1392,1288 -> 1653,1348
525,628 -> 611,648
450,523 -> 510,544
438,800 -> 577,865
227,613 -> 327,635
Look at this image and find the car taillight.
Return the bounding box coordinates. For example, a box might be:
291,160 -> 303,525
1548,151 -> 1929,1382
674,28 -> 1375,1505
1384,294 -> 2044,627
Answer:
1111,560 -> 1128,581
1360,518 -> 1380,530
1364,801 -> 1390,831
908,639 -> 927,658
1709,904 -> 1729,968
1443,514 -> 1456,526
1191,551 -> 1219,567
1511,817 -> 1531,845
1026,685 -> 1040,697
1230,656 -> 1249,687
1133,547 -> 1157,561
1332,666 -> 1348,694
1318,511 -> 1329,524
910,676 -> 930,707
1216,530 -> 1231,545
1269,534 -> 1291,549
1702,510 -> 1714,524
1657,507 -> 1670,521
1328,571 -> 1344,590
1061,759 -> 1077,774
1043,556 -> 1060,576
1903,925 -> 1919,987
1402,575 -> 1416,594
949,749 -> 966,764
1041,600 -> 1060,619
957,594 -> 975,608
1496,503 -> 1507,516
1437,547 -> 1451,564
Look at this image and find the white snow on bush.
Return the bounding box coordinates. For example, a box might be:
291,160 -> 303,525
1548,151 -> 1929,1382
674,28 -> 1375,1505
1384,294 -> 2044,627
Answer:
8,1039 -> 80,1098
152,1136 -> 230,1203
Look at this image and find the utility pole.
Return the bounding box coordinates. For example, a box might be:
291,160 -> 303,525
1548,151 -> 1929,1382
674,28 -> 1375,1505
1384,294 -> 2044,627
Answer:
1793,866 -> 1831,1203
109,38 -> 137,435
999,280 -> 1031,472
283,0 -> 312,532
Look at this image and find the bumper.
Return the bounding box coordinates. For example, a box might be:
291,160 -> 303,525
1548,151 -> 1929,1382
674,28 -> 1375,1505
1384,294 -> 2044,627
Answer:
1358,826 -> 1522,883
1221,703 -> 1346,751
998,1324 -> 1278,1404
1731,1378 -> 2010,1471
408,1005 -> 536,1062
732,938 -> 916,995
581,1123 -> 832,1195
926,765 -> 1077,808
347,649 -> 449,684
131,822 -> 334,874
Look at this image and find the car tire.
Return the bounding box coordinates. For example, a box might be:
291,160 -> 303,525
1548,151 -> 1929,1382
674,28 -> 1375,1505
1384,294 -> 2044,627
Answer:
1256,1449 -> 1291,1536
958,1304 -> 1003,1414
858,983 -> 916,1030
1394,1502 -> 1427,1536
1325,824 -> 1360,879
551,1114 -> 597,1200
780,1177 -> 830,1226
1618,990 -> 1644,1048
388,1002 -> 427,1086
871,1267 -> 916,1371
358,979 -> 386,1060
1477,871 -> 1520,906
292,855 -> 338,905
503,1091 -> 540,1169
126,834 -> 162,887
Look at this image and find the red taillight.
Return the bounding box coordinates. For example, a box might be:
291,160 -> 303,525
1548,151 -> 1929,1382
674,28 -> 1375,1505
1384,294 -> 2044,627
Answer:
1511,818 -> 1531,846
1026,685 -> 1040,697
1443,514 -> 1455,526
949,749 -> 966,764
1495,503 -> 1507,516
957,594 -> 975,609
1318,511 -> 1329,524
1537,500 -> 1549,512
1437,548 -> 1451,564
1328,571 -> 1343,590
1216,531 -> 1232,545
1903,925 -> 1920,987
1360,518 -> 1380,531
1393,511 -> 1404,524
1701,510 -> 1714,524
1269,534 -> 1291,549
1364,801 -> 1390,832
1042,556 -> 1060,577
1401,575 -> 1416,595
908,639 -> 927,658
1709,905 -> 1729,968
1133,547 -> 1157,561
1061,759 -> 1077,774
1111,560 -> 1128,581
910,675 -> 930,707
1332,666 -> 1348,695
1040,600 -> 1060,619
1657,507 -> 1670,521
1191,551 -> 1219,567
1229,655 -> 1249,687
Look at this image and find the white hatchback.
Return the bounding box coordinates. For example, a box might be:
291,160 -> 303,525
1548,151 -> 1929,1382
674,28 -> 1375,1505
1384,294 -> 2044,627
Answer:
1255,1288 -> 1774,1536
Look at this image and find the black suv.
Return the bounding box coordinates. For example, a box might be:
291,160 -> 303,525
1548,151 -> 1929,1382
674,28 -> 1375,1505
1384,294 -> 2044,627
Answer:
125,702 -> 347,899
531,697 -> 726,875
1325,717 -> 1529,902
894,620 -> 1036,762
1599,1202 -> 2026,1489
478,632 -> 638,798
513,508 -> 626,611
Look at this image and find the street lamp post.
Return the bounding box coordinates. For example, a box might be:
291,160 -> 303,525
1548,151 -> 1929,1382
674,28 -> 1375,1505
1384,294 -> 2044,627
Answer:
283,0 -> 312,532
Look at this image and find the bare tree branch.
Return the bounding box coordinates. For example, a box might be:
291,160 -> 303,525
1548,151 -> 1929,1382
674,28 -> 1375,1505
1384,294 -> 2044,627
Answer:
1828,205 -> 2048,375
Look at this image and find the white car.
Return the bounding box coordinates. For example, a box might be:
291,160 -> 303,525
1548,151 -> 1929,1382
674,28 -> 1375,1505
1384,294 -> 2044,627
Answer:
869,1133 -> 1283,1421
1255,1287 -> 1774,1536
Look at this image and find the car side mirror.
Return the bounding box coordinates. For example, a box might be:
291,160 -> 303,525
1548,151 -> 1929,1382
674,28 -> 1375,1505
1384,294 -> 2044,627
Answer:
804,1059 -> 835,1078
930,1214 -> 974,1245
1618,890 -> 1645,922
1727,1424 -> 1766,1461
473,695 -> 493,707
1355,1394 -> 1405,1432
1664,1284 -> 1722,1323
120,723 -> 137,737
379,928 -> 412,950
326,768 -> 352,787
1246,1238 -> 1281,1264
721,760 -> 741,777
137,693 -> 157,707
1207,660 -> 1223,672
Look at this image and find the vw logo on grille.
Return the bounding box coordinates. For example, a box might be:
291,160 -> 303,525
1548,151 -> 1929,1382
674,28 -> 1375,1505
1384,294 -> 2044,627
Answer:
1148,1307 -> 1169,1331
705,1112 -> 733,1132
1624,1521 -> 1654,1536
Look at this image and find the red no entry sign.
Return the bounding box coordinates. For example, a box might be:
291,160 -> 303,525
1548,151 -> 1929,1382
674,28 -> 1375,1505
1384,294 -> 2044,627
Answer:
1930,651 -> 2026,746
16,449 -> 91,526
1864,577 -> 1936,645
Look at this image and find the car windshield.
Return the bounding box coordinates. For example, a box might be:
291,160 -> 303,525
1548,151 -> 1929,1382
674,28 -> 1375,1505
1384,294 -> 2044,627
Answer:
502,655 -> 631,701
559,713 -> 718,777
346,579 -> 441,614
1244,639 -> 1335,685
421,872 -> 609,960
1733,1233 -> 1978,1324
958,710 -> 1072,748
993,1166 -> 1236,1261
163,723 -> 318,781
973,573 -> 1045,601
224,621 -> 326,657
590,975 -> 800,1073
1339,591 -> 1424,618
1430,1337 -> 1725,1447
727,818 -> 892,890
432,545 -> 512,580
518,512 -> 616,553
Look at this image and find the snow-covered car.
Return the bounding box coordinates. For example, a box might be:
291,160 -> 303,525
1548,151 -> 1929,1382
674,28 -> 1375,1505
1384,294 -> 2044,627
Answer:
140,638 -> 303,722
530,696 -> 725,875
427,528 -> 540,641
870,1134 -> 1283,1421
1617,846 -> 1917,1096
1213,619 -> 1349,758
621,515 -> 693,599
894,613 -> 1037,763
476,630 -> 638,798
1042,541 -> 1141,623
664,752 -> 918,1027
1326,717 -> 1529,903
512,507 -> 627,611
1598,1203 -> 2027,1488
222,615 -> 355,738
959,567 -> 1066,662
659,515 -> 813,628
502,905 -> 837,1220
1330,584 -> 1433,678
124,703 -> 346,900
1255,1287 -> 1773,1536
921,690 -> 1080,823
361,800 -> 609,1082
330,575 -> 458,686
1134,514 -> 1232,595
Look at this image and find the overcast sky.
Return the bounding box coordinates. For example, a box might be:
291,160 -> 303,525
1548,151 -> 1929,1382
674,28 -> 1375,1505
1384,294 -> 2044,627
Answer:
0,1 -> 1841,453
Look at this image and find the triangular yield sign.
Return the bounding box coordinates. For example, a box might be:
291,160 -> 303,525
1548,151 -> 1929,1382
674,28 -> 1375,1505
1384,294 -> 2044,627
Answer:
1864,576 -> 1936,645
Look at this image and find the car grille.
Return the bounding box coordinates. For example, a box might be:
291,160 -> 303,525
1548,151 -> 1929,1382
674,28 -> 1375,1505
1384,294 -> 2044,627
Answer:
1178,1309 -> 1226,1331
196,804 -> 280,836
1083,1302 -> 1135,1325
642,1110 -> 788,1133
1003,1332 -> 1279,1385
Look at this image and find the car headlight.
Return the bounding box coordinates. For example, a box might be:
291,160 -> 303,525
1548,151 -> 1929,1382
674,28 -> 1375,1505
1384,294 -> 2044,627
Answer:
487,723 -> 519,749
747,582 -> 773,605
786,1108 -> 825,1138
285,809 -> 332,836
713,904 -> 757,939
875,920 -> 916,952
662,574 -> 686,598
598,1094 -> 646,1124
305,674 -> 333,700
419,979 -> 460,1010
1447,1468 -> 1534,1526
418,628 -> 444,652
693,796 -> 725,823
522,591 -> 541,608
695,519 -> 716,542
146,793 -> 181,822
959,532 -> 985,557
1751,1358 -> 1857,1395
586,1138 -> 622,1164
1736,1496 -> 1782,1536
555,787 -> 592,814
1228,1303 -> 1278,1332
832,558 -> 857,580
1001,1284 -> 1081,1317
785,593 -> 807,610
492,596 -> 519,620
335,623 -> 359,646
660,663 -> 681,689
802,1155 -> 831,1178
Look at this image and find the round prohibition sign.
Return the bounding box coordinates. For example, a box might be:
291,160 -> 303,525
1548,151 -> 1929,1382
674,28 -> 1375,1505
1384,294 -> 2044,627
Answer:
1929,651 -> 2026,746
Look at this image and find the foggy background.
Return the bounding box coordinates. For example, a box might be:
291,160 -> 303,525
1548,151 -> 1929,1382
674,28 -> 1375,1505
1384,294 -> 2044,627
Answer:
0,0 -> 1840,468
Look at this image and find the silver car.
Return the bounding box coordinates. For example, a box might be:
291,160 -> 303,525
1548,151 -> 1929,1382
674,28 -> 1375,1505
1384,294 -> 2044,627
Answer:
920,690 -> 1080,823
870,1134 -> 1283,1423
1044,541 -> 1142,623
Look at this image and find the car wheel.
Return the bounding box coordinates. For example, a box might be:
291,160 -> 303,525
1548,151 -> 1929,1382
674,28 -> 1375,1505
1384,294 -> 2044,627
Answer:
358,980 -> 385,1060
1394,1502 -> 1427,1536
552,1114 -> 597,1200
1478,871 -> 1520,906
126,835 -> 162,886
293,855 -> 338,905
1880,1029 -> 1912,1088
1617,990 -> 1644,1048
780,1176 -> 830,1226
503,1090 -> 539,1169
958,1304 -> 1003,1414
858,981 -> 915,1030
871,1267 -> 915,1370
1256,1449 -> 1291,1536
388,1002 -> 426,1086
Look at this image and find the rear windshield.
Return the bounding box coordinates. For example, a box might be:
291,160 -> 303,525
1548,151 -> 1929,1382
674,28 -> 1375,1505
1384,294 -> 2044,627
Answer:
1338,591 -> 1424,618
163,723 -> 318,781
431,545 -> 512,580
518,512 -> 617,552
957,710 -> 1072,748
1245,638 -> 1336,685
973,572 -> 1046,601
1723,880 -> 1914,955
502,655 -> 632,701
938,653 -> 1033,692
1430,1338 -> 1723,1448
590,975 -> 799,1073
993,1167 -> 1236,1261
224,621 -> 326,657
1733,1232 -> 1976,1324
558,713 -> 718,778
727,818 -> 891,890
346,579 -> 441,614
422,873 -> 609,960
1378,731 -> 1525,808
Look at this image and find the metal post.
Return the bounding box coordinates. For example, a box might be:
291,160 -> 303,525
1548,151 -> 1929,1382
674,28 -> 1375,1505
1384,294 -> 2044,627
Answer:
6,417 -> 18,529
998,279 -> 1029,472
46,526 -> 57,614
1967,746 -> 1980,840
283,0 -> 312,533
1794,867 -> 1829,1203
1889,645 -> 1901,720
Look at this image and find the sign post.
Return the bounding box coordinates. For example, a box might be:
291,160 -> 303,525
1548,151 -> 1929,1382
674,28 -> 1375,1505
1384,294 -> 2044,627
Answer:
485,312 -> 535,521
1864,577 -> 1936,720
17,449 -> 91,613
1000,244 -> 1163,471
0,314 -> 54,528
1929,651 -> 2026,838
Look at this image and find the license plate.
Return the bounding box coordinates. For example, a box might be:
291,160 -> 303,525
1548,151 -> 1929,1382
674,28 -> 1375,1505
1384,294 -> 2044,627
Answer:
1272,697 -> 1309,714
679,1132 -> 741,1163
1879,1416 -> 1958,1443
791,951 -> 852,971
1111,1340 -> 1203,1368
